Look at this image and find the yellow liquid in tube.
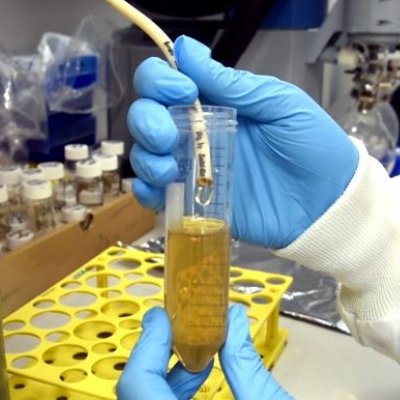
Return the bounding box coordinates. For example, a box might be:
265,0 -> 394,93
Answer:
166,217 -> 230,372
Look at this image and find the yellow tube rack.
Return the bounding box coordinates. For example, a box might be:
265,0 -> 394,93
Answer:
4,246 -> 292,399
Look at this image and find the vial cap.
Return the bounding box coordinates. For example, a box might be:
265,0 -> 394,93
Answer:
0,166 -> 22,186
65,144 -> 89,161
0,184 -> 8,203
7,229 -> 34,250
62,204 -> 88,223
20,168 -> 46,183
101,140 -> 125,156
39,162 -> 64,180
121,178 -> 133,194
23,179 -> 52,200
95,154 -> 118,171
76,159 -> 102,178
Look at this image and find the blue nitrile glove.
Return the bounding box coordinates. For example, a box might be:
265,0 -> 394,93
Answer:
116,307 -> 213,400
128,36 -> 358,248
220,305 -> 292,399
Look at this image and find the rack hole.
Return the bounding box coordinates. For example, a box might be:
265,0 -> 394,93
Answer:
5,333 -> 40,353
126,282 -> 161,297
109,259 -> 141,271
230,279 -> 264,294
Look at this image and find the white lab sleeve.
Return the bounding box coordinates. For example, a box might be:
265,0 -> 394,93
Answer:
274,138 -> 400,363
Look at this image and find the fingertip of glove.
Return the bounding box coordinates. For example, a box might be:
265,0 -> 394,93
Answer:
228,304 -> 248,323
174,35 -> 211,73
134,54 -> 198,104
142,306 -> 168,328
222,305 -> 250,352
132,179 -> 165,211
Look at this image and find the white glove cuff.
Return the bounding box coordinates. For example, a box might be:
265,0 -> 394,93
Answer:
274,138 -> 400,321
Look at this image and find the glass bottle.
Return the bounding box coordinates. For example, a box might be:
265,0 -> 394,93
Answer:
23,179 -> 56,234
64,144 -> 90,178
75,159 -> 103,206
39,162 -> 65,221
0,166 -> 23,225
95,154 -> 120,201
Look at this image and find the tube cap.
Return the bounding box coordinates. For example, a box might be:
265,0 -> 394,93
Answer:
7,229 -> 34,250
101,140 -> 125,156
0,184 -> 8,203
23,179 -> 52,200
62,204 -> 88,223
0,166 -> 22,186
20,168 -> 46,183
76,159 -> 102,178
39,162 -> 65,180
64,144 -> 89,161
95,154 -> 118,171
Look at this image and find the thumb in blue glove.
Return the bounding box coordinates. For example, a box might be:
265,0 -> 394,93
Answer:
116,307 -> 213,400
129,36 -> 358,249
220,305 -> 292,400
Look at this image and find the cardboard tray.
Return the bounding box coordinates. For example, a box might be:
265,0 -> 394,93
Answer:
0,194 -> 155,316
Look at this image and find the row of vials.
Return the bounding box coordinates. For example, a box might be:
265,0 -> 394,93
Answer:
0,140 -> 132,252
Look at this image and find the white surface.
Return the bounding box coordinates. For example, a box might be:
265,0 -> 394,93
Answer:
132,213 -> 400,399
274,318 -> 400,400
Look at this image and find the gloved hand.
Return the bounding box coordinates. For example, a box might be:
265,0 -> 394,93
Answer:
117,306 -> 290,400
220,305 -> 292,399
116,307 -> 213,400
128,36 -> 358,248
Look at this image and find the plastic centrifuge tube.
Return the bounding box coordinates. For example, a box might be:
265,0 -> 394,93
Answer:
104,0 -> 213,203
165,105 -> 237,372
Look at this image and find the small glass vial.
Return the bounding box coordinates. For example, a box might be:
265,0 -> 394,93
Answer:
101,140 -> 124,177
0,166 -> 23,220
39,162 -> 65,218
23,179 -> 56,234
0,184 -> 9,251
95,154 -> 120,201
76,159 -> 103,206
64,144 -> 90,178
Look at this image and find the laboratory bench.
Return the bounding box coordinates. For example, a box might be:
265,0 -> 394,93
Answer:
133,213 -> 400,400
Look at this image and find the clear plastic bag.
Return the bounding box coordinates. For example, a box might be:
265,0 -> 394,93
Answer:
38,15 -> 123,114
0,47 -> 46,165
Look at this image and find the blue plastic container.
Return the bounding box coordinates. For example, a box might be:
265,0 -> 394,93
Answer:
262,0 -> 327,29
